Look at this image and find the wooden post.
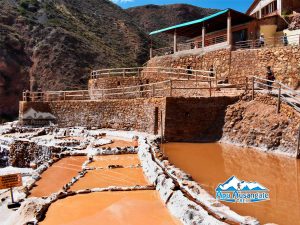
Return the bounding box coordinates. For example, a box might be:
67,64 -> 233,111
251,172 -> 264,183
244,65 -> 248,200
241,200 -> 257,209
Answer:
245,77 -> 249,92
297,126 -> 300,159
150,38 -> 153,59
123,69 -> 125,78
137,68 -> 140,77
10,188 -> 15,203
63,92 -> 66,101
152,84 -> 155,97
173,30 -> 177,53
227,12 -> 232,46
150,47 -> 153,59
277,87 -> 281,114
160,110 -> 163,149
209,80 -> 212,97
252,77 -> 255,100
202,26 -> 205,49
170,80 -> 173,97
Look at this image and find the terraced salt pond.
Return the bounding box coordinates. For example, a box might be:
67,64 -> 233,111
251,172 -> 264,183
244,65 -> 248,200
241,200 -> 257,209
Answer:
32,146 -> 180,224
40,191 -> 180,225
162,143 -> 300,225
30,156 -> 86,197
70,168 -> 149,191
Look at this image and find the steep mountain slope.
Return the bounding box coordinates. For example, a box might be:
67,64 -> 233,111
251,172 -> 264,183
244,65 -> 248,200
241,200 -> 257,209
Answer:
126,4 -> 219,46
0,0 -> 150,121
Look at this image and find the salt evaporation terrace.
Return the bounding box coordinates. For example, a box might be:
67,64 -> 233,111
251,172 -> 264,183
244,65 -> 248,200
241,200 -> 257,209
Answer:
0,124 -> 262,225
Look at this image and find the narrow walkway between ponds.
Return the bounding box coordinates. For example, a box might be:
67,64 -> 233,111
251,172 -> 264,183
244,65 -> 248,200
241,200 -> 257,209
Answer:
162,142 -> 300,225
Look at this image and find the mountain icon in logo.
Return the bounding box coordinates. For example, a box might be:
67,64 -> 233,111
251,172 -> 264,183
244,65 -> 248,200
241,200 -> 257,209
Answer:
216,176 -> 270,203
216,176 -> 268,192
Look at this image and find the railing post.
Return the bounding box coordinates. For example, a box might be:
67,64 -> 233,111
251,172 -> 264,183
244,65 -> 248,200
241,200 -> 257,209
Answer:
152,84 -> 155,97
277,86 -> 281,114
63,92 -> 66,101
123,69 -> 125,78
297,126 -> 300,159
245,77 -> 249,92
137,68 -> 140,77
252,77 -> 255,100
170,80 -> 173,97
209,80 -> 212,97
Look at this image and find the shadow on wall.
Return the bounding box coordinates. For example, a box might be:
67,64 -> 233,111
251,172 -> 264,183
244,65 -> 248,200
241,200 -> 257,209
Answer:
164,96 -> 239,142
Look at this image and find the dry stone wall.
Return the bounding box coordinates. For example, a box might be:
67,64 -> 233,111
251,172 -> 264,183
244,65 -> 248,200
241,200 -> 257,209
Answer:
164,97 -> 239,142
20,98 -> 166,135
148,46 -> 300,89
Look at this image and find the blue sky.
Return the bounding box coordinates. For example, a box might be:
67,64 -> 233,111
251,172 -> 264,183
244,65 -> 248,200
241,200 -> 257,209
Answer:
113,0 -> 254,13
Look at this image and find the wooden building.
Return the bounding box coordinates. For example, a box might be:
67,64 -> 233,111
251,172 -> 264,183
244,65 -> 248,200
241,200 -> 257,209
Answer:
246,0 -> 300,38
149,9 -> 257,57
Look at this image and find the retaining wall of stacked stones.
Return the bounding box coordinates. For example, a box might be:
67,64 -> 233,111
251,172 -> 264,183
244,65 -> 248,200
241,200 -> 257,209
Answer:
147,46 -> 300,89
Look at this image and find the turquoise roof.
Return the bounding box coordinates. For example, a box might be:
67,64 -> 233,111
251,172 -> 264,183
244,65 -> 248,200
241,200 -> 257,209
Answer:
149,9 -> 229,35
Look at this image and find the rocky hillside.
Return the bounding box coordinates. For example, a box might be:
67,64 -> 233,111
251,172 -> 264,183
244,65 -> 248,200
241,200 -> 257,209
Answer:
222,94 -> 300,156
0,0 -> 150,121
126,4 -> 219,47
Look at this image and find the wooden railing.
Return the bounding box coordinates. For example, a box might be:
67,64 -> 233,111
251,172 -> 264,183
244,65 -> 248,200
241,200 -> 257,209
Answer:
235,34 -> 300,50
153,34 -> 227,57
251,76 -> 300,113
23,90 -> 90,102
90,67 -> 216,80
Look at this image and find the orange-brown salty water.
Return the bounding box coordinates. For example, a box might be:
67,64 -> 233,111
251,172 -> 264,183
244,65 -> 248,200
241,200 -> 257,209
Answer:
30,156 -> 86,197
102,139 -> 138,148
162,143 -> 300,225
40,191 -> 180,225
89,154 -> 140,168
70,168 -> 149,191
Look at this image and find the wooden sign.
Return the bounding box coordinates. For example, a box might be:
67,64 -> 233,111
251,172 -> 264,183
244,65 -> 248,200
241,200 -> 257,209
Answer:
0,174 -> 22,190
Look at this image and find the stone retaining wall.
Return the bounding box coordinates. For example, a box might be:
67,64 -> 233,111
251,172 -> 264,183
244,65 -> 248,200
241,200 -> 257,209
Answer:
164,97 -> 239,142
148,46 -> 300,89
19,97 -> 238,141
19,98 -> 166,135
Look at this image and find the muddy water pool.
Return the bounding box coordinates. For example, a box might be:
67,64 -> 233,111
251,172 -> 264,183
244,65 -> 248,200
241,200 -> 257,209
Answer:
89,154 -> 140,168
30,156 -> 86,197
40,191 -> 181,225
70,168 -> 149,191
162,143 -> 300,225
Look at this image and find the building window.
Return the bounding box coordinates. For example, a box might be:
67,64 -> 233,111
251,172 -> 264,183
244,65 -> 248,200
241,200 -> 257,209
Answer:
261,1 -> 277,17
251,11 -> 260,19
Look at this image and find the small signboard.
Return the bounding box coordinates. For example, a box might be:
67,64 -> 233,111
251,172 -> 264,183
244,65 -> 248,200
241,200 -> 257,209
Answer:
0,174 -> 23,190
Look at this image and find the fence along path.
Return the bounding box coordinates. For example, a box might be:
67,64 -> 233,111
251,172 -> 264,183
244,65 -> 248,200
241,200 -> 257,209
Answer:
27,67 -> 300,104
251,76 -> 300,113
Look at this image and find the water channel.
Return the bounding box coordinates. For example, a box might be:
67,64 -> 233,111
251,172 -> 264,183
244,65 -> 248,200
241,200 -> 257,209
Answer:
162,143 -> 300,225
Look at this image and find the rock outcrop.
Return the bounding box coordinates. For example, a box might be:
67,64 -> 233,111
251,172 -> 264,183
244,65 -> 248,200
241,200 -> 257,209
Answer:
222,94 -> 300,156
